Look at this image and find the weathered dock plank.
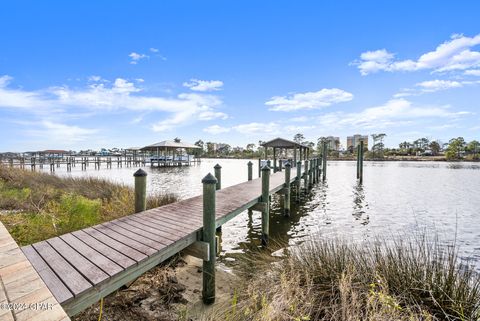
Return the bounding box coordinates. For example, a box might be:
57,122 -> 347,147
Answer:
17,165 -> 304,316
0,223 -> 70,320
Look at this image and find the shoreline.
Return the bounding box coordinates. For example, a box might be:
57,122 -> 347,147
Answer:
200,155 -> 480,162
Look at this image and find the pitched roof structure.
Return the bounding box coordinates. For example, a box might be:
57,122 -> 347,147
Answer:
261,137 -> 310,149
141,140 -> 201,150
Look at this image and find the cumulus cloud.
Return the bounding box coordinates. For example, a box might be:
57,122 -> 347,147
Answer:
395,78 -> 480,96
465,69 -> 480,76
355,34 -> 480,75
233,122 -> 281,135
129,52 -> 149,64
0,75 -> 227,133
318,99 -> 469,130
265,88 -> 353,112
203,125 -> 231,134
183,79 -> 224,92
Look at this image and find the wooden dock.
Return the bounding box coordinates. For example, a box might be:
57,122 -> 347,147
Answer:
0,223 -> 70,321
1,157 -> 324,318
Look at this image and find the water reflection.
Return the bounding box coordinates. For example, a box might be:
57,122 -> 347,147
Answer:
42,159 -> 480,268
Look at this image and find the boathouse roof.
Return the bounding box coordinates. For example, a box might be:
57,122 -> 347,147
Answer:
141,140 -> 201,150
261,137 -> 310,149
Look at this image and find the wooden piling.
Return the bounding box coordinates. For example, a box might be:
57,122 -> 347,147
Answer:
247,161 -> 253,181
296,161 -> 301,201
133,169 -> 147,213
201,173 -> 217,304
322,142 -> 327,182
284,162 -> 291,217
261,165 -> 270,245
359,141 -> 364,184
303,159 -> 309,192
214,164 -> 221,190
308,158 -> 313,188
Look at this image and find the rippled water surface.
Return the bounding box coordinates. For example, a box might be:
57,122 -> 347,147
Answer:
50,159 -> 480,266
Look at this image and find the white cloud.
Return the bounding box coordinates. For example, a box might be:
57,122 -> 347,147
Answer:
150,48 -> 159,53
25,120 -> 99,145
318,99 -> 469,130
183,79 -> 224,92
203,125 -> 231,134
355,34 -> 480,75
465,69 -> 480,76
265,88 -> 353,112
416,79 -> 462,92
129,52 -> 149,64
233,122 -> 280,135
0,75 -> 227,133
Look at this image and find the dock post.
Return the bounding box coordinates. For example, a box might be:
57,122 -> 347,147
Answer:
279,159 -> 283,172
267,160 -> 271,168
356,144 -> 361,179
214,164 -> 221,190
296,161 -> 301,201
258,158 -> 261,178
261,165 -> 270,245
134,169 -> 147,213
312,158 -> 316,184
359,141 -> 364,184
247,161 -> 253,181
322,142 -> 327,182
201,173 -> 217,304
284,162 -> 291,217
303,159 -> 309,192
309,159 -> 313,188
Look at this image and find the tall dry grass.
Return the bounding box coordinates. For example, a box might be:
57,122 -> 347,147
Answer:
204,235 -> 480,321
0,165 -> 178,245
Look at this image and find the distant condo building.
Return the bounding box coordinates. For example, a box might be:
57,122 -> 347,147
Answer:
347,134 -> 368,150
325,136 -> 340,151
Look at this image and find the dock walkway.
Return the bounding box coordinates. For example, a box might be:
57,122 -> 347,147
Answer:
18,166 -> 304,316
0,223 -> 70,321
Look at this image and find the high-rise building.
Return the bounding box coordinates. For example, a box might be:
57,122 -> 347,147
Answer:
325,136 -> 340,151
347,134 -> 368,151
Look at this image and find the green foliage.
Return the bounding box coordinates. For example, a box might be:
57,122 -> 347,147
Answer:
204,235 -> 480,321
0,166 -> 178,245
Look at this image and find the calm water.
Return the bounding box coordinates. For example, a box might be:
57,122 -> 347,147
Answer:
48,159 -> 480,266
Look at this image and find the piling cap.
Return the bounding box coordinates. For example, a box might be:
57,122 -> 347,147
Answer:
247,161 -> 253,165
202,172 -> 218,184
133,168 -> 147,177
214,164 -> 222,169
284,162 -> 291,168
261,165 -> 271,171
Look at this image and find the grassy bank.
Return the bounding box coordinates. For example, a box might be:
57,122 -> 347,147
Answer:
204,235 -> 480,321
0,165 -> 178,245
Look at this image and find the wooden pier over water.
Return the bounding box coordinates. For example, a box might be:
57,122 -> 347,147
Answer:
0,140 -> 366,319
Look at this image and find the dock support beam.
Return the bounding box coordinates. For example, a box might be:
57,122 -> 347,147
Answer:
261,165 -> 270,245
214,164 -> 222,232
303,159 -> 309,192
134,169 -> 147,213
322,142 -> 327,182
284,162 -> 291,217
214,164 -> 222,190
201,173 -> 217,304
308,159 -> 313,188
296,161 -> 301,201
359,141 -> 364,184
247,161 -> 253,181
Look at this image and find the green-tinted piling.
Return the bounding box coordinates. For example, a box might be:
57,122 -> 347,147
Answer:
308,159 -> 313,188
247,161 -> 253,181
133,169 -> 147,213
322,142 -> 327,182
303,160 -> 309,192
359,141 -> 364,184
356,144 -> 361,179
296,161 -> 302,201
284,162 -> 291,217
261,165 -> 270,245
214,164 -> 222,190
201,173 -> 217,304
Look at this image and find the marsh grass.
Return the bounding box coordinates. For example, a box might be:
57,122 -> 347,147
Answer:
0,165 -> 178,245
204,235 -> 480,321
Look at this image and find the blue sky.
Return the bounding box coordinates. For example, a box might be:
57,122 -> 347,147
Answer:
0,1 -> 479,151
